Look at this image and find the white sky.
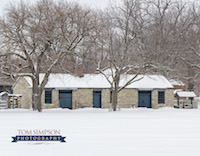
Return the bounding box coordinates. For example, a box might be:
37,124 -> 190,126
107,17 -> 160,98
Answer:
0,0 -> 196,16
0,0 -> 120,16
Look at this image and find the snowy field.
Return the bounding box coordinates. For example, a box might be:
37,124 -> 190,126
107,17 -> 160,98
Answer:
1,108 -> 200,156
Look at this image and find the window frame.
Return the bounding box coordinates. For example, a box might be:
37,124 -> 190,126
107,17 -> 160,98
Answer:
158,90 -> 165,104
45,89 -> 52,104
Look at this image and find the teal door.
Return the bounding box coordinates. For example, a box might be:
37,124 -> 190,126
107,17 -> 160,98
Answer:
138,91 -> 151,108
59,90 -> 72,109
93,91 -> 101,108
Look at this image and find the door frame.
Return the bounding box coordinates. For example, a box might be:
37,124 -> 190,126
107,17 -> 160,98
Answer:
138,91 -> 152,108
93,90 -> 102,108
59,90 -> 72,109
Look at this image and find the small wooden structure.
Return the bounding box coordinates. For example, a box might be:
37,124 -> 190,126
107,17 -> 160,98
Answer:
175,91 -> 197,109
8,94 -> 22,109
0,92 -> 9,109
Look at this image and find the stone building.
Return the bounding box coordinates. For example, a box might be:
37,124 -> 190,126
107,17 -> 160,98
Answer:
13,74 -> 174,109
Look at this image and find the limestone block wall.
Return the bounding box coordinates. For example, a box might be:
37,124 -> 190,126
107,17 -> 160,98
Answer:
72,89 -> 93,109
41,89 -> 59,109
165,89 -> 174,107
102,89 -> 110,108
153,89 -> 174,108
152,90 -> 158,109
118,89 -> 138,108
13,77 -> 32,109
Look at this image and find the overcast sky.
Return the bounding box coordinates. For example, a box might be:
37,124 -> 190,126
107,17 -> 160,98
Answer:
0,0 -> 197,16
0,0 -> 120,16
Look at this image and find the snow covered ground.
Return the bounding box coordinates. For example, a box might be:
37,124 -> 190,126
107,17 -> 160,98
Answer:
1,108 -> 200,156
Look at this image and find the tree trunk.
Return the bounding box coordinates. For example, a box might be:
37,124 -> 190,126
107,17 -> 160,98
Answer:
111,76 -> 120,111
32,89 -> 35,110
33,83 -> 39,111
32,75 -> 42,112
35,92 -> 42,112
112,89 -> 118,111
32,78 -> 36,110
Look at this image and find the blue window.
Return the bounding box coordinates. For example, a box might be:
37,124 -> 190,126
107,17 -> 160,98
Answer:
45,90 -> 52,104
158,91 -> 165,104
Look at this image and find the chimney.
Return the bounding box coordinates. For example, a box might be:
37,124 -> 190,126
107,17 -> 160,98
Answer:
18,63 -> 22,68
77,65 -> 84,77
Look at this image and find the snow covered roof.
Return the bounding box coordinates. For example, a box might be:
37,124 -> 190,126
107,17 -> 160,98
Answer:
24,74 -> 173,89
0,92 -> 9,96
169,79 -> 185,86
8,94 -> 22,97
176,91 -> 196,98
174,89 -> 183,94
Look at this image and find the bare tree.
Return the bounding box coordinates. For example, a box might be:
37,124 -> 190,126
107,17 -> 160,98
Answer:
142,0 -> 194,74
0,0 -> 95,112
96,0 -> 151,111
95,0 -> 200,111
138,0 -> 200,93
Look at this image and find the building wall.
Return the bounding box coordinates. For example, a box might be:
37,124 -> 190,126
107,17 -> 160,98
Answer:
118,89 -> 138,108
42,88 -> 174,109
165,89 -> 174,107
13,77 -> 32,109
72,89 -> 112,109
153,89 -> 174,108
73,89 -> 93,109
152,90 -> 158,108
41,89 -> 59,109
102,89 -> 110,108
